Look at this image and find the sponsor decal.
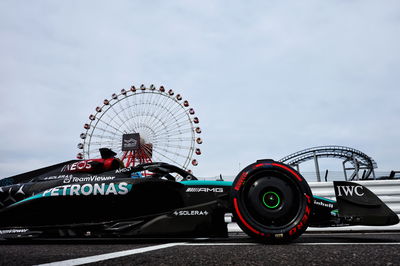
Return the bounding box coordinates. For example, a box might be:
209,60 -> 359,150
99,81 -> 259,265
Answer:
131,172 -> 143,179
122,133 -> 140,151
11,182 -> 132,206
43,175 -> 66,180
185,187 -> 224,193
124,138 -> 137,148
41,182 -> 131,197
173,210 -> 209,216
289,203 -> 311,236
0,185 -> 26,205
336,185 -> 364,197
313,200 -> 334,209
115,167 -> 133,174
234,172 -> 248,191
0,229 -> 29,234
304,193 -> 311,203
63,175 -> 115,184
61,160 -> 93,172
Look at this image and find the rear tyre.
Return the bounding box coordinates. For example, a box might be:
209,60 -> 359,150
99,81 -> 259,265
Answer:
231,160 -> 313,243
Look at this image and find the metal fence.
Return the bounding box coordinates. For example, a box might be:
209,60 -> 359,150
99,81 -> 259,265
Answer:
209,171 -> 395,183
301,171 -> 392,182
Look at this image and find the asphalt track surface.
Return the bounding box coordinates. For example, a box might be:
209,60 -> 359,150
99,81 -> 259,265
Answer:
1,231 -> 400,266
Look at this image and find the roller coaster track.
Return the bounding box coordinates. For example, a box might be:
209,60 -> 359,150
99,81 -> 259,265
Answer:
279,145 -> 377,181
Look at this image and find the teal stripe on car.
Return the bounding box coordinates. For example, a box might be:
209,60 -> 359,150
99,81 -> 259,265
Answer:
313,195 -> 336,203
180,181 -> 232,186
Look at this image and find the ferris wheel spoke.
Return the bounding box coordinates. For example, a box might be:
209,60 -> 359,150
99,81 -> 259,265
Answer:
145,113 -> 172,134
152,138 -> 194,145
108,105 -> 142,134
150,116 -> 191,135
151,108 -> 190,132
159,127 -> 194,137
89,138 -> 121,146
144,105 -> 165,129
122,100 -> 143,132
89,135 -> 120,142
145,114 -> 168,135
109,103 -> 128,128
158,101 -> 185,124
168,101 -> 187,118
125,102 -> 145,132
96,113 -> 126,135
152,134 -> 194,145
141,144 -> 154,158
100,111 -> 124,130
147,104 -> 167,127
154,145 -> 191,159
89,139 -> 121,146
143,116 -> 165,135
152,135 -> 194,146
154,143 -> 193,150
151,148 -> 186,167
111,104 -> 136,132
94,124 -> 124,138
147,92 -> 165,119
118,98 -> 135,128
149,99 -> 177,127
142,99 -> 169,126
150,94 -> 170,119
159,104 -> 183,127
90,124 -> 123,137
140,105 -> 158,130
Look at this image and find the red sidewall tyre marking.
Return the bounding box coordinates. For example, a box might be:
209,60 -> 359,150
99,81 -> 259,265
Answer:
233,197 -> 263,236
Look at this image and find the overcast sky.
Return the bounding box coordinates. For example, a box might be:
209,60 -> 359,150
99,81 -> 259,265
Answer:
1,0 -> 400,179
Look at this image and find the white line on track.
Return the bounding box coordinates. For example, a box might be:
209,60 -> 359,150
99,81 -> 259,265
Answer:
184,242 -> 400,246
35,241 -> 400,265
184,243 -> 257,246
293,242 -> 400,246
306,232 -> 400,236
35,242 -> 185,266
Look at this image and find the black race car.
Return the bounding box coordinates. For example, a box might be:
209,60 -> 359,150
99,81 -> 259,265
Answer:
0,151 -> 398,243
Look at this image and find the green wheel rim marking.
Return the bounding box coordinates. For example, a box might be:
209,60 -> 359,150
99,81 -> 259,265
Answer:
262,191 -> 281,209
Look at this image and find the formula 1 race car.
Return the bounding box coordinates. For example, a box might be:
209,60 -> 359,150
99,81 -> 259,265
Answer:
0,151 -> 398,243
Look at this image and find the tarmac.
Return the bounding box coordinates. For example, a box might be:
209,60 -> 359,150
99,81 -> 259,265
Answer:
1,231 -> 399,265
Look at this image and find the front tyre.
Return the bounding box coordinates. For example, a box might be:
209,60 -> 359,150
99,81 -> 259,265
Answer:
231,160 -> 313,243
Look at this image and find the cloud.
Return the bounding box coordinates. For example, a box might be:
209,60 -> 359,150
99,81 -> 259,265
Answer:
1,0 -> 400,178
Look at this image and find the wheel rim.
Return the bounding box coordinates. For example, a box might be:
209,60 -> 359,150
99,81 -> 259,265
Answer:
262,191 -> 281,209
241,169 -> 305,230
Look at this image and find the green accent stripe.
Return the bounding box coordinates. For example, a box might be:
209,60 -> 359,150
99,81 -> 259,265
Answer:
314,195 -> 336,203
180,181 -> 232,186
15,193 -> 44,205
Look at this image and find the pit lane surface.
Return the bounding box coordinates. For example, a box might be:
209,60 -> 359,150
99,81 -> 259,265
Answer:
1,232 -> 400,265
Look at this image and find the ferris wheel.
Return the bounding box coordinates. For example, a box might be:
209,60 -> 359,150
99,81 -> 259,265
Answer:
77,84 -> 202,172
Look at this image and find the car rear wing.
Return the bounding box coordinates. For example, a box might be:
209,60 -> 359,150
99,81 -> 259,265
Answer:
334,181 -> 399,226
